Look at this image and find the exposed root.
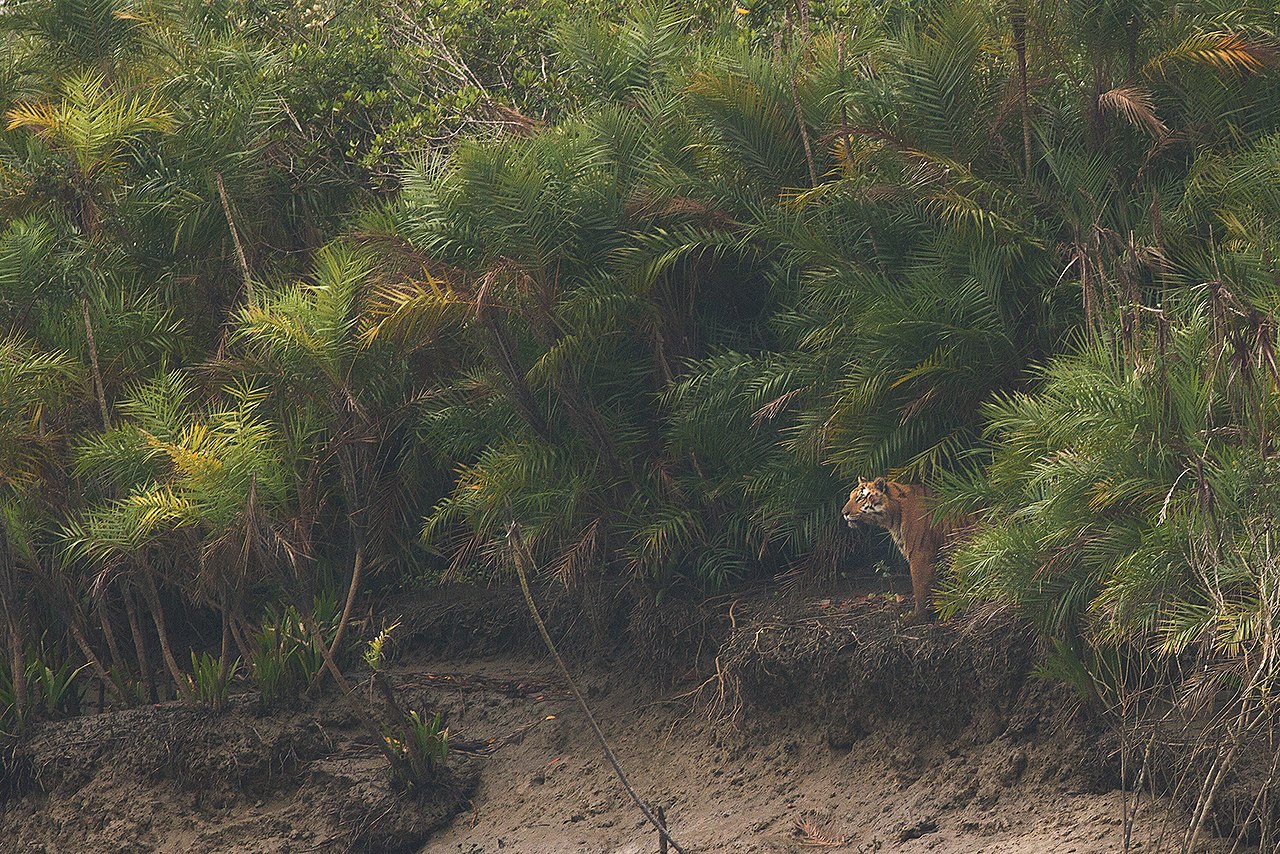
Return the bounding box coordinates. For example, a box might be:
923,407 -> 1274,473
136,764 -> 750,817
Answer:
695,594 -> 1033,732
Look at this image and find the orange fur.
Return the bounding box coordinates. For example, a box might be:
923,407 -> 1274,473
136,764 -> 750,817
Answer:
841,477 -> 949,620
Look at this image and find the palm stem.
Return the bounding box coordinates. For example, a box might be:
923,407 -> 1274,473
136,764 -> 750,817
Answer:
139,566 -> 191,702
80,294 -> 110,428
122,586 -> 156,703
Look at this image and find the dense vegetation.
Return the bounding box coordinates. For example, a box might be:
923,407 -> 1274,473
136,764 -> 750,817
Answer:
3,0 -> 1280,820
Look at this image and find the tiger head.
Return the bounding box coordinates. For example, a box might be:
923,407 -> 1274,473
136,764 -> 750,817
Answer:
842,477 -> 891,528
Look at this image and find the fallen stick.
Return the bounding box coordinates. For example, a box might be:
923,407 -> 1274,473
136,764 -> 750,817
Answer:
506,520 -> 689,854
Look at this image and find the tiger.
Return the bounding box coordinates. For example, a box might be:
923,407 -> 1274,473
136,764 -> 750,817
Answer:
842,476 -> 952,621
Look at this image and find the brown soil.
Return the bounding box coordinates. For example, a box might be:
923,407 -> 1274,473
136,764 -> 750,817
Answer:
1,698 -> 475,852
0,584 -> 1248,853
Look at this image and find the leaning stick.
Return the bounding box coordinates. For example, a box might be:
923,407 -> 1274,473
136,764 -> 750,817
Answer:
216,172 -> 254,304
505,520 -> 689,854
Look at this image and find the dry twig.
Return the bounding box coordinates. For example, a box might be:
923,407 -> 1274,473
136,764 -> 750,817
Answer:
506,519 -> 690,854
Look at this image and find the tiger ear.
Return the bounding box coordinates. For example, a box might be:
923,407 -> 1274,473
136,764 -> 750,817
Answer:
872,477 -> 887,491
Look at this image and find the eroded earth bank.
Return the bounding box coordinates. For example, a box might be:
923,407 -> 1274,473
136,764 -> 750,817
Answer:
0,585 -> 1251,853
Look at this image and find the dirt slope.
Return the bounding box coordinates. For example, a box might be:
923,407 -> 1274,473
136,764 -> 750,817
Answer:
0,588 -> 1244,853
416,594 -> 1227,854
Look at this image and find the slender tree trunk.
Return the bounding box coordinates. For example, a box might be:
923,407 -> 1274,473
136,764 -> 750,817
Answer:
122,586 -> 156,702
97,596 -> 125,674
775,4 -> 789,59
310,434 -> 373,692
216,173 -> 254,305
316,547 -> 365,690
789,70 -> 818,188
138,569 -> 191,702
81,293 -> 111,428
227,585 -> 253,668
215,597 -> 232,705
231,612 -> 255,666
67,611 -> 121,703
1011,6 -> 1032,176
301,601 -> 351,695
506,520 -> 689,854
337,440 -> 368,607
299,609 -> 404,771
794,0 -> 810,39
46,563 -> 122,703
80,295 -> 110,430
96,595 -> 130,704
6,613 -> 28,726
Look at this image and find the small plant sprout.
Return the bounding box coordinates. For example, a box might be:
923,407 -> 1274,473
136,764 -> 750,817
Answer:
364,621 -> 400,672
190,652 -> 240,711
250,600 -> 335,704
383,709 -> 449,790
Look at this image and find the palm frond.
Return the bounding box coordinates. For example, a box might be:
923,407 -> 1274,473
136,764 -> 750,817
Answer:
1098,85 -> 1168,138
1144,32 -> 1280,78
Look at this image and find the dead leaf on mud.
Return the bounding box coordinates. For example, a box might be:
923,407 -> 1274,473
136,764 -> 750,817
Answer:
793,814 -> 850,847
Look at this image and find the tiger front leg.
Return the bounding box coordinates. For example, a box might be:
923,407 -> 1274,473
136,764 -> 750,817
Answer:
906,553 -> 936,623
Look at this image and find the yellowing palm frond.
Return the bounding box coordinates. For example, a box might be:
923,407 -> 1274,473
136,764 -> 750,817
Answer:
122,487 -> 196,535
5,71 -> 174,177
1144,32 -> 1280,78
145,423 -> 225,482
4,101 -> 61,134
359,275 -> 468,350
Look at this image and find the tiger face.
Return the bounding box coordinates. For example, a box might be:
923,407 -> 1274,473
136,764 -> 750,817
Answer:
842,476 -> 890,528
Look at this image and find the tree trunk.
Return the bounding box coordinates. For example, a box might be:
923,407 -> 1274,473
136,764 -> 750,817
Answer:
231,612 -> 255,666
122,586 -> 156,702
215,597 -> 232,707
479,317 -> 552,441
139,569 -> 192,702
789,67 -> 818,188
96,595 -> 126,676
216,172 -> 254,305
6,614 -> 28,727
1010,6 -> 1032,176
67,610 -> 122,703
301,606 -> 352,695
299,609 -> 404,771
47,565 -> 122,703
227,585 -> 253,668
311,434 -> 372,693
314,547 -> 365,691
794,0 -> 810,39
81,293 -> 111,429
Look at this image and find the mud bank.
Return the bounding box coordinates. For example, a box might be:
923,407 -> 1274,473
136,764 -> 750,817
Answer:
0,586 -> 1249,853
